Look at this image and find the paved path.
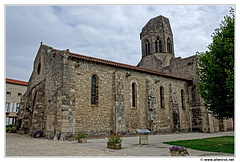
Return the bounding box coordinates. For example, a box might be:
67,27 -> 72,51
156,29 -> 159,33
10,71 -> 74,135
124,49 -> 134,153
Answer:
6,132 -> 234,157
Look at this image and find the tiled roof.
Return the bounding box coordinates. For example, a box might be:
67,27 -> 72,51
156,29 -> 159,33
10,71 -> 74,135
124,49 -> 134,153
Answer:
53,49 -> 192,82
6,78 -> 28,86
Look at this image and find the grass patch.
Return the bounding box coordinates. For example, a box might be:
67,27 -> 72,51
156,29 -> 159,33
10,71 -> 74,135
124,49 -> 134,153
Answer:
163,136 -> 234,154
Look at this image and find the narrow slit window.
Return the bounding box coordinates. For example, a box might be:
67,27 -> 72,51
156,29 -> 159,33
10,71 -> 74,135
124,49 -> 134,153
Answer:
160,86 -> 165,108
181,89 -> 185,110
167,38 -> 172,53
132,82 -> 137,108
91,75 -> 98,105
37,62 -> 41,75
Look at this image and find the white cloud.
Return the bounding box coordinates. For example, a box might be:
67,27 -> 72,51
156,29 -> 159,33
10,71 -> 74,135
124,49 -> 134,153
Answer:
5,5 -> 234,81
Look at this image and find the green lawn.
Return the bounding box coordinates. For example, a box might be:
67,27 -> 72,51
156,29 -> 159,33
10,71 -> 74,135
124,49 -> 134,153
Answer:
163,136 -> 234,154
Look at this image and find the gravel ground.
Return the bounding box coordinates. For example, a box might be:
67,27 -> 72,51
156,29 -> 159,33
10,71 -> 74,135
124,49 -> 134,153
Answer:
6,132 -> 234,157
5,133 -> 127,157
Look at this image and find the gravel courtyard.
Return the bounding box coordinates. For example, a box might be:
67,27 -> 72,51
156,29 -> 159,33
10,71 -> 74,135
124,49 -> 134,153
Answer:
5,133 -> 126,156
6,132 -> 234,157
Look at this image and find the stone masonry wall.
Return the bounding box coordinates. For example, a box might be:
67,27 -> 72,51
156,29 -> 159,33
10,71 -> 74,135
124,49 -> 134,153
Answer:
72,59 -> 115,136
163,55 -> 199,81
19,44 -> 65,138
137,54 -> 163,72
19,44 -> 233,139
71,58 -> 192,136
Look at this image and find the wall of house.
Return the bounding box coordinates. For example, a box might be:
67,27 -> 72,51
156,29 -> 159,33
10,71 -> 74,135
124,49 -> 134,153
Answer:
6,83 -> 27,125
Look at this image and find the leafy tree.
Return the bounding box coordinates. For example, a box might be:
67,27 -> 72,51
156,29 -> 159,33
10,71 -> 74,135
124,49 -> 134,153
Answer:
197,8 -> 234,120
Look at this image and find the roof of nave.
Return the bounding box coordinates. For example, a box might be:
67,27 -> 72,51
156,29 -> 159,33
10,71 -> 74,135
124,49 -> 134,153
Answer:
52,49 -> 192,82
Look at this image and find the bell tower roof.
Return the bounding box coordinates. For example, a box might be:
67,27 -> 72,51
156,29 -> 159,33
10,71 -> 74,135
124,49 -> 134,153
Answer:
140,15 -> 173,38
139,15 -> 175,67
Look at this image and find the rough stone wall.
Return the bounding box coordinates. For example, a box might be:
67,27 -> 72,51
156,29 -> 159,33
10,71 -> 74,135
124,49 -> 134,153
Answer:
163,55 -> 199,81
123,70 -> 191,134
138,52 -> 233,132
57,50 -> 76,138
72,59 -> 115,136
19,44 -> 65,138
137,54 -> 163,72
70,57 -> 193,136
19,42 -> 233,139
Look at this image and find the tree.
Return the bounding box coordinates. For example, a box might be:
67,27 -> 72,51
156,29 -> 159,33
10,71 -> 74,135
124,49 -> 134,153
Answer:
197,8 -> 234,120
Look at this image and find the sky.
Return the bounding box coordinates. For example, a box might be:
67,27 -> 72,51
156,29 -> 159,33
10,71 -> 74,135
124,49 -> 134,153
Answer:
5,4 -> 235,82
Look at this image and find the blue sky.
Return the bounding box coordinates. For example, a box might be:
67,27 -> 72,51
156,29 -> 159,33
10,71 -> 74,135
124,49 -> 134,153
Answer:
5,5 -> 234,82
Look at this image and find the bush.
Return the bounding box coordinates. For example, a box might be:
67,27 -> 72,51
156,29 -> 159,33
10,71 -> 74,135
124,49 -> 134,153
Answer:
108,134 -> 122,144
76,133 -> 87,140
6,125 -> 12,132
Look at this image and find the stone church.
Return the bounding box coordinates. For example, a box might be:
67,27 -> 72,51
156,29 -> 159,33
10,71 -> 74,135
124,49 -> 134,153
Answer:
18,15 -> 233,139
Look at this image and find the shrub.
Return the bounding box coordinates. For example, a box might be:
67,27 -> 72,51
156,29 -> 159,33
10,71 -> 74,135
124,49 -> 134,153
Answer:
169,146 -> 189,155
6,125 -> 12,132
76,133 -> 87,140
108,134 -> 122,144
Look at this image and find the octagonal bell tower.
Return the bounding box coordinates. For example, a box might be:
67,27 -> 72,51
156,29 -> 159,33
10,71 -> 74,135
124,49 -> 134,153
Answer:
139,15 -> 175,67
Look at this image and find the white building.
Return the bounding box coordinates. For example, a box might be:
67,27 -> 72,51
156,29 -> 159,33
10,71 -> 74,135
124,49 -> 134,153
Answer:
6,78 -> 27,125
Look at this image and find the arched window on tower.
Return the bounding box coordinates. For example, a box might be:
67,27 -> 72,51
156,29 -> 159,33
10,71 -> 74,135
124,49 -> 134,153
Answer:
160,86 -> 165,108
91,75 -> 98,105
132,82 -> 137,108
145,39 -> 150,55
155,40 -> 158,53
155,37 -> 162,53
167,38 -> 172,53
181,89 -> 185,110
159,40 -> 162,52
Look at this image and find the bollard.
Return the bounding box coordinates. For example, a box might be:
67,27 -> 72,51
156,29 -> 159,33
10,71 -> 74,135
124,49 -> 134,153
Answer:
136,129 -> 150,145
